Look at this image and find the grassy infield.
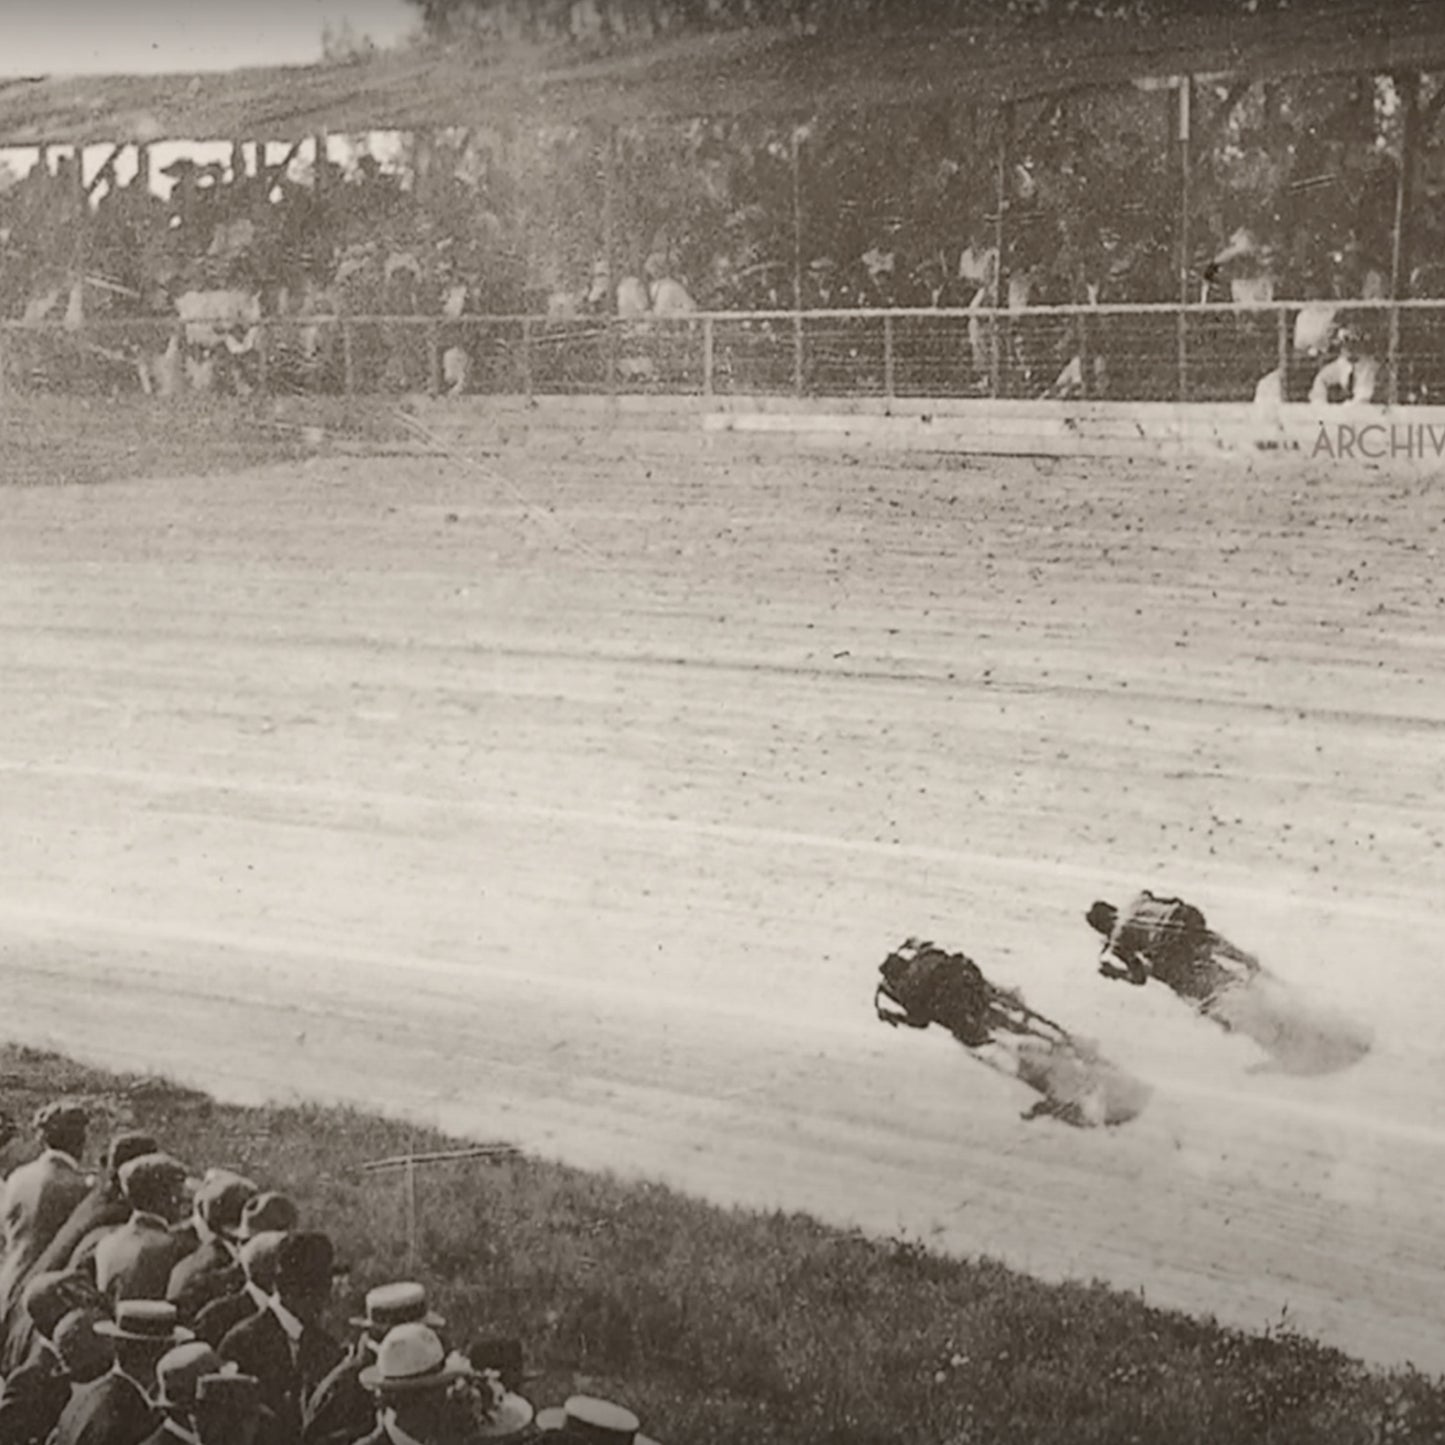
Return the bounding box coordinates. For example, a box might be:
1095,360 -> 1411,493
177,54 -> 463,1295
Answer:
0,1044 -> 1441,1445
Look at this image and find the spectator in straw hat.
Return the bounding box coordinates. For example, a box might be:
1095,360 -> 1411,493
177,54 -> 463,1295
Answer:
536,1395 -> 664,1445
353,1320 -> 535,1444
52,1299 -> 192,1445
138,1340 -> 227,1445
304,1282 -> 445,1445
192,1231 -> 289,1350
219,1231 -> 344,1440
94,1155 -> 193,1303
194,1371 -> 273,1445
168,1171 -> 257,1321
0,1274 -> 104,1445
0,1101 -> 91,1334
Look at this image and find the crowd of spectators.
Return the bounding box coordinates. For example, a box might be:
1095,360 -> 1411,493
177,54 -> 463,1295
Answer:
0,1100 -> 663,1444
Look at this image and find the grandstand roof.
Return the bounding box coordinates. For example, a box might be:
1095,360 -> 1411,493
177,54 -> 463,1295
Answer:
1,3 -> 1443,146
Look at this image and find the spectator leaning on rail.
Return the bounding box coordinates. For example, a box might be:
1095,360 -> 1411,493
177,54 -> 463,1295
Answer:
168,1170 -> 258,1321
94,1154 -> 195,1304
51,1298 -> 193,1445
219,1230 -> 345,1440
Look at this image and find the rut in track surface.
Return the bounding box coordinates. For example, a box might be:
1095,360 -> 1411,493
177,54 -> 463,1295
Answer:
1,446 -> 1442,1370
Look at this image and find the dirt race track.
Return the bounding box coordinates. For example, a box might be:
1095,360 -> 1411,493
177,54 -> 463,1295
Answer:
2,436 -> 1443,1372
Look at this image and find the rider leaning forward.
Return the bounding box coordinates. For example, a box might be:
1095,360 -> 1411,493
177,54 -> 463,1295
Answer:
1086,890 -> 1260,1024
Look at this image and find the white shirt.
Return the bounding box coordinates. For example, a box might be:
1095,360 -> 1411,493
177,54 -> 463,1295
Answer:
381,1408 -> 429,1445
42,1148 -> 82,1173
160,1422 -> 201,1445
243,1280 -> 270,1311
269,1293 -> 305,1366
109,1362 -> 156,1404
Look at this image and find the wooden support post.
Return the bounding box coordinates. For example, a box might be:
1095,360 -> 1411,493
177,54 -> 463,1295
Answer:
313,133 -> 328,195
256,321 -> 269,396
404,1153 -> 418,1274
883,313 -> 895,400
263,139 -> 305,195
230,140 -> 245,184
991,101 -> 1013,399
521,316 -> 533,401
1389,71 -> 1421,407
342,319 -> 355,396
602,123 -> 618,396
138,143 -> 151,195
1277,305 -> 1290,401
72,147 -> 87,291
1174,76 -> 1193,403
85,145 -> 124,199
428,319 -> 442,397
792,122 -> 805,397
702,315 -> 714,398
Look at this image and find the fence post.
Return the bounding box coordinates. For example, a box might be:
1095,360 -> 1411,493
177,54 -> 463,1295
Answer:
793,313 -> 804,397
255,319 -> 269,398
1078,310 -> 1091,399
428,319 -> 441,398
1389,304 -> 1402,407
883,313 -> 895,400
404,1153 -> 418,1274
702,316 -> 714,398
521,317 -> 533,401
342,319 -> 355,397
1389,71 -> 1421,408
1277,305 -> 1290,402
1177,311 -> 1189,403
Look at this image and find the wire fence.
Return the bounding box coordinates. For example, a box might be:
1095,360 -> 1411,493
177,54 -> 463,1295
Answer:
5,300 -> 1445,407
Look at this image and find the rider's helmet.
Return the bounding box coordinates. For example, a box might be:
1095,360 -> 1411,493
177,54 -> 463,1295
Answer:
1085,901 -> 1118,937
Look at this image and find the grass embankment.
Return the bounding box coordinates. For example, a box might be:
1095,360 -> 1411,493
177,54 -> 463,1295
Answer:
2,1043 -> 1441,1445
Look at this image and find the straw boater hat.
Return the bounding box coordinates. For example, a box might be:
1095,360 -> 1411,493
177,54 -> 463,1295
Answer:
195,1371 -> 264,1420
95,1300 -> 194,1345
358,1323 -> 473,1395
154,1343 -> 230,1410
349,1282 -> 445,1335
535,1396 -> 662,1444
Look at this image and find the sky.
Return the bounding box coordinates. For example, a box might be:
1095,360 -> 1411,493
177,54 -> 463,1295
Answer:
2,0 -> 419,78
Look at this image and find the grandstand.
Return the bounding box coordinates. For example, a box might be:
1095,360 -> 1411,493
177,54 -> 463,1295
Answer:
2,2 -> 1445,428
